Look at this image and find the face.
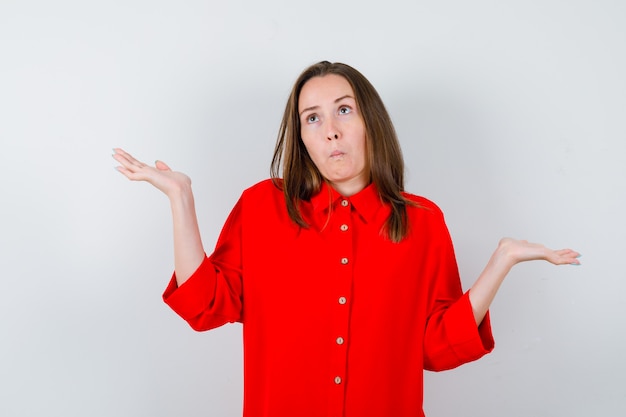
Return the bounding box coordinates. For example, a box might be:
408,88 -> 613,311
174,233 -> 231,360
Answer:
298,74 -> 368,197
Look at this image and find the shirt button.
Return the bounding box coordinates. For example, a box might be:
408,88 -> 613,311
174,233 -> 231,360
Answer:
341,200 -> 349,207
340,224 -> 348,232
340,257 -> 349,265
338,296 -> 347,305
334,376 -> 342,384
336,337 -> 344,345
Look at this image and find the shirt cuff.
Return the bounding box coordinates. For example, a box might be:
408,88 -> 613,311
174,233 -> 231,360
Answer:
162,254 -> 215,321
446,291 -> 495,362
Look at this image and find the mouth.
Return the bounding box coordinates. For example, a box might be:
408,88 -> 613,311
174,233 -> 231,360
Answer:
330,150 -> 345,158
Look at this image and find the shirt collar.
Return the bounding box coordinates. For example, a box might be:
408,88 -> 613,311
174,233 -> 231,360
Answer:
309,181 -> 383,224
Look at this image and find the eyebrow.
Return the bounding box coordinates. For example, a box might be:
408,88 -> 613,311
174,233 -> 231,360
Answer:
299,95 -> 355,117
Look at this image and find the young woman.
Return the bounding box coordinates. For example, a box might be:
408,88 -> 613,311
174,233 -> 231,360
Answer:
113,61 -> 580,417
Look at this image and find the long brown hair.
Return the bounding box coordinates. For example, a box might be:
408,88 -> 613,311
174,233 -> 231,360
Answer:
271,61 -> 411,242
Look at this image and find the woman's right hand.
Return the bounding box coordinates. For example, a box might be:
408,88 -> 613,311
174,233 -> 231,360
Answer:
113,147 -> 205,285
112,148 -> 192,199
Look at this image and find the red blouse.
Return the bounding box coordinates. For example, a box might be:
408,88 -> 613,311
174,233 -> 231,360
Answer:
163,179 -> 494,417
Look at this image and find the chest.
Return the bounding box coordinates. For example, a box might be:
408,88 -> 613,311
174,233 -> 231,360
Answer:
240,203 -> 439,321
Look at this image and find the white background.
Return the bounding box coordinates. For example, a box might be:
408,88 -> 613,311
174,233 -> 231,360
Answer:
1,0 -> 624,416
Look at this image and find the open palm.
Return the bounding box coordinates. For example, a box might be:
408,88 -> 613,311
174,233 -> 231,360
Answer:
112,148 -> 191,198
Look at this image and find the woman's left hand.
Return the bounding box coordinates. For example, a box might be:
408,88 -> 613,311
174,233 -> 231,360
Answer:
497,237 -> 581,266
469,238 -> 581,325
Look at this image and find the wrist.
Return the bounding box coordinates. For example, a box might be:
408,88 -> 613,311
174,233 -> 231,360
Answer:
168,182 -> 195,209
494,238 -> 519,270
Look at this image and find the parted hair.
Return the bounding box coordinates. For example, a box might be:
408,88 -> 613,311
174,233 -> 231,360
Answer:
271,61 -> 411,243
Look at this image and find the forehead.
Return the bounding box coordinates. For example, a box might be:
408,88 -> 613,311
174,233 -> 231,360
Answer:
298,74 -> 355,110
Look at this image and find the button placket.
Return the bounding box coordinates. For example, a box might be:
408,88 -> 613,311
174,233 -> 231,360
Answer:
328,197 -> 353,415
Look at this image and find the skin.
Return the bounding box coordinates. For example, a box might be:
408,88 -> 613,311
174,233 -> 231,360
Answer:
113,149 -> 205,285
468,238 -> 579,324
298,74 -> 368,197
112,76 -> 581,326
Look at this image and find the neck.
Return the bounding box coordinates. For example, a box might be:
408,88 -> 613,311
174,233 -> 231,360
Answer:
329,178 -> 369,197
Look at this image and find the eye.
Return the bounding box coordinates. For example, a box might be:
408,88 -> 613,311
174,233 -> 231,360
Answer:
338,106 -> 352,115
306,114 -> 319,123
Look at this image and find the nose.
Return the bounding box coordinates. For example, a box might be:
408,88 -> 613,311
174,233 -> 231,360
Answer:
326,122 -> 340,141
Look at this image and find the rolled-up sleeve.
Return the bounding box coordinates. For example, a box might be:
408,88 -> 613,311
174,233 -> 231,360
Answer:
162,197 -> 244,331
421,206 -> 495,371
423,291 -> 494,371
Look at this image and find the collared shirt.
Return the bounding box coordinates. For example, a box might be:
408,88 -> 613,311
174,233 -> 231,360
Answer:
163,179 -> 494,417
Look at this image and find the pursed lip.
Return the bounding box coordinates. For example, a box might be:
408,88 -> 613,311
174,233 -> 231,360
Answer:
330,150 -> 345,158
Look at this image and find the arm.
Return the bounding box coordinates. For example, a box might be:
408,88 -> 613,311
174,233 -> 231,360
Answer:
421,205 -> 578,370
421,205 -> 495,371
469,238 -> 581,325
112,148 -> 205,286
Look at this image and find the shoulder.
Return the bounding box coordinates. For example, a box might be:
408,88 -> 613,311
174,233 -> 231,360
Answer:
237,179 -> 293,226
401,192 -> 452,240
239,179 -> 286,212
242,178 -> 282,197
402,191 -> 444,217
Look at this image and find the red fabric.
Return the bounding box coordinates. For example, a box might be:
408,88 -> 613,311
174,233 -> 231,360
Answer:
163,179 -> 494,417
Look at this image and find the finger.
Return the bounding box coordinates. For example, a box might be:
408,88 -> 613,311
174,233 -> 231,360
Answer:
113,154 -> 142,173
155,160 -> 171,171
115,165 -> 149,181
555,248 -> 580,258
553,249 -> 581,265
112,149 -> 135,166
112,148 -> 147,169
114,165 -> 135,180
113,148 -> 135,162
